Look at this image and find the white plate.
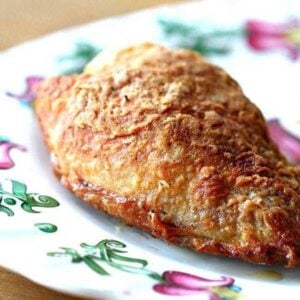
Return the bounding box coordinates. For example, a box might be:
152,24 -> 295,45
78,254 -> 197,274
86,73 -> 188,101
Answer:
1,0 -> 300,299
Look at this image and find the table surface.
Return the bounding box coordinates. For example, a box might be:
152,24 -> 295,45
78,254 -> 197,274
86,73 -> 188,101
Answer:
0,0 -> 184,299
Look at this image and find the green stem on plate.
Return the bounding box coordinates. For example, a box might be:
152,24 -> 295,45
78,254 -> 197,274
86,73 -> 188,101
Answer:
48,239 -> 164,282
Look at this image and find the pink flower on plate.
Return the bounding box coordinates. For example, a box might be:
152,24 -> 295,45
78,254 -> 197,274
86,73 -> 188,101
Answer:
267,119 -> 300,163
6,76 -> 44,104
153,271 -> 241,299
0,137 -> 26,169
246,19 -> 300,60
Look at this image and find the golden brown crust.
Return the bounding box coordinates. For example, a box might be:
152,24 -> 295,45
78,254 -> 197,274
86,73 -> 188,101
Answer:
35,43 -> 300,267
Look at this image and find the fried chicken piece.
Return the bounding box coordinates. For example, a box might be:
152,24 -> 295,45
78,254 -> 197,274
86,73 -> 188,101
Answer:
35,43 -> 300,267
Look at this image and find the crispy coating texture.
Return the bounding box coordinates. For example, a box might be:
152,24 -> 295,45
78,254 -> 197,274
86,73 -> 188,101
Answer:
35,43 -> 300,267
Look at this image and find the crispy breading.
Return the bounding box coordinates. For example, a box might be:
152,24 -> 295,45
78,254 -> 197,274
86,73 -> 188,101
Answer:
35,43 -> 300,267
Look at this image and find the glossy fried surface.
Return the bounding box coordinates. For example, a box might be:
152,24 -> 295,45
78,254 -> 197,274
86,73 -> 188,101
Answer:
35,43 -> 300,267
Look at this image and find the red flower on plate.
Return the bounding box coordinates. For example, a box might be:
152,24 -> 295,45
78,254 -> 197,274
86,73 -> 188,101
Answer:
0,137 -> 26,169
246,19 -> 300,60
153,271 -> 241,299
267,119 -> 300,163
6,76 -> 44,104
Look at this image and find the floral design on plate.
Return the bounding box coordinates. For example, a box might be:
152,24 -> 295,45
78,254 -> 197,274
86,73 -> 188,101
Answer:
58,41 -> 100,75
154,271 -> 241,298
0,136 -> 26,169
48,240 -> 162,279
48,239 -> 242,299
35,223 -> 58,233
6,76 -> 44,105
159,18 -> 300,60
267,119 -> 300,163
158,18 -> 243,56
246,19 -> 300,60
6,42 -> 100,106
0,179 -> 59,216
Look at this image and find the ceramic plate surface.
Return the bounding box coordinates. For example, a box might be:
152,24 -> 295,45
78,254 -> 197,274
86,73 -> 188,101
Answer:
1,0 -> 300,299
